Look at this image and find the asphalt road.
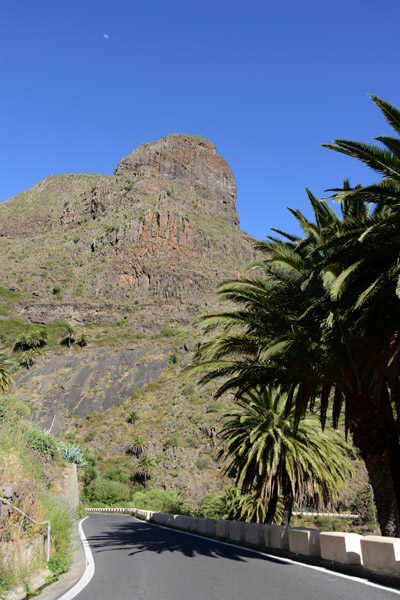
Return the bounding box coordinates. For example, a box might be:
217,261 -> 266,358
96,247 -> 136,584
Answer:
72,514 -> 399,600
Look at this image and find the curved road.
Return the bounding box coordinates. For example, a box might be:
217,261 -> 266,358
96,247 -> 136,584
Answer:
70,514 -> 398,600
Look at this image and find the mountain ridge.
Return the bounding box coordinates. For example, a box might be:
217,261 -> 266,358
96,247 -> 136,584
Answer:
0,134 -> 256,500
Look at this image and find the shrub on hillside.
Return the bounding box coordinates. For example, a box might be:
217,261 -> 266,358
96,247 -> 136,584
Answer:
27,426 -> 58,457
103,465 -> 131,485
81,453 -> 99,490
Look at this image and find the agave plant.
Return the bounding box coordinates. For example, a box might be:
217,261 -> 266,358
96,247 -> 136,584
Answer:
58,441 -> 86,467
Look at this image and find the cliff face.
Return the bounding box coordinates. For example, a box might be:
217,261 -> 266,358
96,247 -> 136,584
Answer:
0,134 -> 254,328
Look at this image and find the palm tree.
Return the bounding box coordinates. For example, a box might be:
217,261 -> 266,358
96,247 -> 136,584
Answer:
19,348 -> 43,371
126,435 -> 147,458
14,332 -> 29,351
218,387 -> 354,525
136,454 -> 156,486
0,349 -> 11,392
76,333 -> 89,348
189,179 -> 400,534
19,351 -> 36,370
60,325 -> 76,348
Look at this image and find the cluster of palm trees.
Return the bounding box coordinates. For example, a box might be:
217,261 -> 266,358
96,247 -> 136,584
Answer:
190,95 -> 400,536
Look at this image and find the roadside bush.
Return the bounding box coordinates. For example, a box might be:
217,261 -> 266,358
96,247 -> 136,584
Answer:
40,491 -> 72,574
85,478 -> 130,505
198,493 -> 226,519
131,488 -> 191,514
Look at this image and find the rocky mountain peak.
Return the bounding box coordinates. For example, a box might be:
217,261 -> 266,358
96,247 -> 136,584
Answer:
114,134 -> 238,225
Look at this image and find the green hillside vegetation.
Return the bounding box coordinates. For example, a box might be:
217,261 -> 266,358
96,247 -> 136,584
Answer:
0,396 -> 77,592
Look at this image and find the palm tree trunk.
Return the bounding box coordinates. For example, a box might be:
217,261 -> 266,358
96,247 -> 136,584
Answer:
281,492 -> 294,526
265,483 -> 279,524
347,390 -> 400,536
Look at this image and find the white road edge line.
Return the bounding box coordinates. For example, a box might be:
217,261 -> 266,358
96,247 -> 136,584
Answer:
56,517 -> 95,600
136,518 -> 400,596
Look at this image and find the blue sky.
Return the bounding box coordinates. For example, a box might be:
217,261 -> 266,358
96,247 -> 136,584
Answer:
1,0 -> 400,239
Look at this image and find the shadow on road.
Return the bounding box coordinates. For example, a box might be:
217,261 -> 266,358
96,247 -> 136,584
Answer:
85,516 -> 289,566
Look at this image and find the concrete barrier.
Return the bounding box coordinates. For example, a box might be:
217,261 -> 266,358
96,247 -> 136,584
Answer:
198,518 -> 216,537
244,523 -> 266,548
215,519 -> 230,540
269,525 -> 290,551
320,532 -> 362,565
188,517 -> 199,532
288,528 -> 321,557
175,515 -> 190,530
228,520 -> 245,544
165,514 -> 176,526
263,525 -> 271,548
158,513 -> 168,525
361,536 -> 400,576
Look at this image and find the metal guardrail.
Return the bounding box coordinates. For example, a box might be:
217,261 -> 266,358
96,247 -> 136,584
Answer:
86,507 -> 133,512
292,511 -> 360,519
0,496 -> 51,562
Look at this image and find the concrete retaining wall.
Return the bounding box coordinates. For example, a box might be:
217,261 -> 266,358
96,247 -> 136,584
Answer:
62,463 -> 79,513
0,536 -> 46,574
